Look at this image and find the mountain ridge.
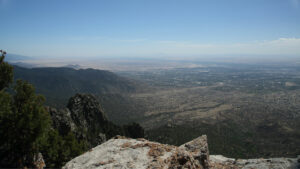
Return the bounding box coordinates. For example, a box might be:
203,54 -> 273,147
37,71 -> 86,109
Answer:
13,65 -> 146,123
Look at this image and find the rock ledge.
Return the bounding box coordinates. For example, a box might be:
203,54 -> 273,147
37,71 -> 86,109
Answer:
63,136 -> 208,169
63,135 -> 299,169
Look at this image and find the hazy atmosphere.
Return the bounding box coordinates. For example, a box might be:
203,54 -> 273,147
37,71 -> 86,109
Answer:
1,0 -> 300,59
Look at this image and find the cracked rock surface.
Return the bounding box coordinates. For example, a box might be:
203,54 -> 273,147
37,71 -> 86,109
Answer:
63,135 -> 299,169
63,136 -> 205,169
209,155 -> 299,169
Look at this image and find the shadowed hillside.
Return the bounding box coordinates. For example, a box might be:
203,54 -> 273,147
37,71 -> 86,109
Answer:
13,66 -> 147,123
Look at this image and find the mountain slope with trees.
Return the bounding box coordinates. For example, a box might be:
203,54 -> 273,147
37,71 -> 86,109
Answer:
0,51 -> 144,168
13,66 -> 147,123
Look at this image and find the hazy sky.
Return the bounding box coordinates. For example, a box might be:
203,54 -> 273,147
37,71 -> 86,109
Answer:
0,0 -> 300,58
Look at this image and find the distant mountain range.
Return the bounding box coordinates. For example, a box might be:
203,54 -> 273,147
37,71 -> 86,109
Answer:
5,53 -> 37,68
6,53 -> 33,62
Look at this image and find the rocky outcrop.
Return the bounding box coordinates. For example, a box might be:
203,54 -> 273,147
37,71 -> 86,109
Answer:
48,93 -> 144,148
66,94 -> 110,146
47,107 -> 76,135
47,94 -> 110,147
63,136 -> 207,169
180,135 -> 209,168
33,153 -> 46,169
209,155 -> 299,169
63,135 -> 299,169
67,94 -> 108,127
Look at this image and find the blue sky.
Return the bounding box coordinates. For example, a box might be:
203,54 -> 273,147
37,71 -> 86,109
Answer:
0,0 -> 300,58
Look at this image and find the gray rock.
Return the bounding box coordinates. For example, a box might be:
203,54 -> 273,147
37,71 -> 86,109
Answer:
48,93 -> 109,147
97,133 -> 107,145
67,94 -> 108,146
33,153 -> 46,169
47,107 -> 77,135
210,155 -> 299,169
180,135 -> 210,168
67,93 -> 108,127
63,137 -> 204,169
61,133 -> 299,169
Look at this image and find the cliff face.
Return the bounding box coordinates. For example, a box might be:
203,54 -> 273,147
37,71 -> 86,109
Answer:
63,135 -> 299,169
67,94 -> 108,127
48,93 -> 144,148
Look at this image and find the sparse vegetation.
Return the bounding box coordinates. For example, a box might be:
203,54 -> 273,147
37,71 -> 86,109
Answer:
121,64 -> 300,158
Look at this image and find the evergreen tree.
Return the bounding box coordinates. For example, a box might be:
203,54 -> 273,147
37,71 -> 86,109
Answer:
0,50 -> 86,168
0,50 -> 51,167
41,130 -> 87,168
40,129 -> 64,168
0,50 -> 13,90
0,80 -> 51,167
0,50 -> 16,166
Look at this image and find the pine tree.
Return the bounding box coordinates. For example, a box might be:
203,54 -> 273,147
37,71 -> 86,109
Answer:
40,129 -> 64,168
0,50 -> 51,168
0,50 -> 86,168
0,50 -> 13,90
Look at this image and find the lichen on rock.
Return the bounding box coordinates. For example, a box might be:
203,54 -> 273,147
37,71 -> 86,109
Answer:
63,136 -> 206,169
62,135 -> 299,169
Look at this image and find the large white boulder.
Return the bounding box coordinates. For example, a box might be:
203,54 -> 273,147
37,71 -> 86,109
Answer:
63,136 -> 203,169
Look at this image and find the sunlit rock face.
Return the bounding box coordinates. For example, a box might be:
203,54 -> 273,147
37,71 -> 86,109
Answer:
63,134 -> 299,169
62,136 -> 208,169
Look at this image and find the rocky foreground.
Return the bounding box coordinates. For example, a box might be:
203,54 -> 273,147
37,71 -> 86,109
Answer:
63,135 -> 299,169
